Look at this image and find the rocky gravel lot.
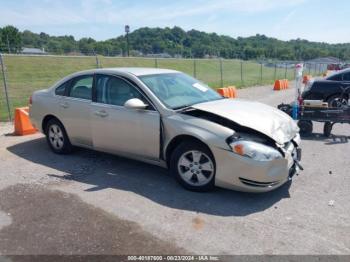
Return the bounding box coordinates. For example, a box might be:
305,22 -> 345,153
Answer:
0,84 -> 349,256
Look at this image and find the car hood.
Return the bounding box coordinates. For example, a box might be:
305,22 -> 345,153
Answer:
191,98 -> 299,144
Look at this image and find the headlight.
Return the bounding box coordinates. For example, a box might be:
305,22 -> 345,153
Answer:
229,140 -> 283,161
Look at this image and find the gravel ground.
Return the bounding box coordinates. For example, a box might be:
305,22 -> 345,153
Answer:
0,85 -> 349,256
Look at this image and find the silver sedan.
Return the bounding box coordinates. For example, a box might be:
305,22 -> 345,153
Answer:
30,68 -> 302,192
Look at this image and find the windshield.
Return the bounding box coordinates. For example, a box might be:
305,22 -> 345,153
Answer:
139,73 -> 223,109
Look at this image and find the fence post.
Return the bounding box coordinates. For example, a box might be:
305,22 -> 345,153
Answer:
314,63 -> 317,75
154,58 -> 158,68
284,63 -> 287,79
260,63 -> 263,85
219,58 -> 223,88
0,53 -> 12,121
308,63 -> 311,75
193,59 -> 197,78
240,61 -> 243,85
274,63 -> 277,80
293,64 -> 296,79
95,54 -> 100,68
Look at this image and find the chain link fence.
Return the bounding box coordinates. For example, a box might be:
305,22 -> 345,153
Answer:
0,53 -> 328,121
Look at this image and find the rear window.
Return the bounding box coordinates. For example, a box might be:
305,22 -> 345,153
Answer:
55,81 -> 70,96
68,75 -> 93,100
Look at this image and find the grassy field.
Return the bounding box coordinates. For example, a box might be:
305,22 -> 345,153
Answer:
0,55 -> 298,121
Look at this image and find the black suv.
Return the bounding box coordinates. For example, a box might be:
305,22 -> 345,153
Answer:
302,69 -> 350,107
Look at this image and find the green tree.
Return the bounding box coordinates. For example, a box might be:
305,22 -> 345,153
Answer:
0,27 -> 3,51
1,25 -> 22,53
2,24 -> 349,60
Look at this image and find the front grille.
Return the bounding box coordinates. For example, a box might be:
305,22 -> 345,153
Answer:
239,177 -> 280,188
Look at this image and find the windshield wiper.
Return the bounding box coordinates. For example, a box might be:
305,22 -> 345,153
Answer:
173,104 -> 194,111
173,97 -> 225,111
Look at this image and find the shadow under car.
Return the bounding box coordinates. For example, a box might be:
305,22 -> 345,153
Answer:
7,137 -> 292,217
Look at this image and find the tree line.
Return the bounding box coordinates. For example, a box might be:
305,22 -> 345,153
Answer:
1,25 -> 350,61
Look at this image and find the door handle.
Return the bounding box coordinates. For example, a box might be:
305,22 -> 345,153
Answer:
59,102 -> 69,108
94,110 -> 108,117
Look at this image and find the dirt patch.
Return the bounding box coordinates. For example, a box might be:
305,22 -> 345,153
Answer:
0,184 -> 185,255
192,217 -> 205,230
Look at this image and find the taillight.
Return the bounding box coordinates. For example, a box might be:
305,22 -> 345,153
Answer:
29,95 -> 33,105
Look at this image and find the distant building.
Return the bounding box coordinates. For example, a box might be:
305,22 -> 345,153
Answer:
204,54 -> 219,59
305,57 -> 342,64
129,50 -> 144,57
303,57 -> 343,73
21,47 -> 47,55
146,53 -> 172,58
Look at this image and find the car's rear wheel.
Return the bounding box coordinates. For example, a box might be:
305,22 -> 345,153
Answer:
170,141 -> 215,192
327,94 -> 349,108
45,118 -> 72,154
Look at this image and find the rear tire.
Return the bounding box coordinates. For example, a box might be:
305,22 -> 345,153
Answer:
327,94 -> 349,108
298,120 -> 313,136
45,118 -> 72,154
170,141 -> 215,192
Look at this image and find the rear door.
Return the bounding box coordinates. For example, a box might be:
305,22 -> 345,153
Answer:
90,74 -> 160,160
59,74 -> 94,147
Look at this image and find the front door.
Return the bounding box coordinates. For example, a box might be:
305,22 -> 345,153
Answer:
90,74 -> 160,160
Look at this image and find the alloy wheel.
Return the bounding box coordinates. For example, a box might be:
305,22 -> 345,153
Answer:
177,150 -> 214,186
330,97 -> 348,108
48,124 -> 64,150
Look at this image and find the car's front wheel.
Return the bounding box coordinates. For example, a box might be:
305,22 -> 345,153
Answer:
45,118 -> 72,154
170,141 -> 216,192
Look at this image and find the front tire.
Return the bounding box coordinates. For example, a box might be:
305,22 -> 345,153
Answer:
170,141 -> 215,192
323,122 -> 333,137
45,118 -> 72,154
298,120 -> 313,137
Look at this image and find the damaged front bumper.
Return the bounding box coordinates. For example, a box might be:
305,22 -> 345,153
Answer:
212,135 -> 302,193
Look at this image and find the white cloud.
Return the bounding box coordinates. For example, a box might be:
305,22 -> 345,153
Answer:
9,0 -> 346,42
89,0 -> 307,23
0,5 -> 86,26
273,10 -> 296,32
0,0 -> 307,27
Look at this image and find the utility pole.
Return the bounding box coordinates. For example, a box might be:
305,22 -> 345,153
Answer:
125,25 -> 130,57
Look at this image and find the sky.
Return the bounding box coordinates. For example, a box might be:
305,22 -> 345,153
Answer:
0,0 -> 348,43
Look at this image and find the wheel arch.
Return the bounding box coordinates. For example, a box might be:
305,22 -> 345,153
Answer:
165,134 -> 214,168
325,92 -> 350,105
42,114 -> 63,134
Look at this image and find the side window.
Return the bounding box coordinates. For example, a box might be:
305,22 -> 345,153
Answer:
68,75 -> 93,100
96,75 -> 151,108
55,81 -> 69,96
342,72 -> 350,81
328,73 -> 342,81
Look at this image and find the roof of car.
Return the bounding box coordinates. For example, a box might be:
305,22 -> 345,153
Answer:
325,67 -> 350,79
93,67 -> 180,76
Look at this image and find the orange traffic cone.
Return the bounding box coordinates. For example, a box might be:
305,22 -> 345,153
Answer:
227,86 -> 238,98
14,107 -> 37,136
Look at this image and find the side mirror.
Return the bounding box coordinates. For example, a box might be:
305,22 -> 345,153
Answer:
124,98 -> 148,110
